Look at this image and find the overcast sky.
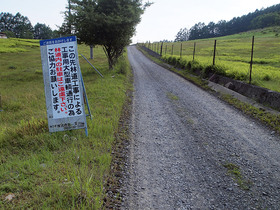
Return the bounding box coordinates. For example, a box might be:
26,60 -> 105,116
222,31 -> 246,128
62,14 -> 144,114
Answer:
1,0 -> 280,43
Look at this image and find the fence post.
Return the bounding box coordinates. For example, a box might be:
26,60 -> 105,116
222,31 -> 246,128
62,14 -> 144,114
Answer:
165,45 -> 167,55
160,42 -> 163,56
193,42 -> 196,61
180,43 -> 183,58
171,44 -> 174,56
213,40 -> 217,66
249,36 -> 255,84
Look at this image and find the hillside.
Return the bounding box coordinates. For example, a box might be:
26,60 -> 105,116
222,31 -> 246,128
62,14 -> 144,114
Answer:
148,26 -> 280,92
175,3 -> 280,41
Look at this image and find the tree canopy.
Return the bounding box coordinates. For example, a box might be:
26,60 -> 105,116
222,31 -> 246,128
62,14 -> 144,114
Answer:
0,12 -> 58,39
0,12 -> 33,38
68,0 -> 151,69
174,28 -> 189,42
34,23 -> 54,39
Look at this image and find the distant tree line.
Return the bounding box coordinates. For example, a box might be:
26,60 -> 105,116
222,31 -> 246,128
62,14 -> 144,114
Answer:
175,3 -> 280,42
0,12 -> 60,39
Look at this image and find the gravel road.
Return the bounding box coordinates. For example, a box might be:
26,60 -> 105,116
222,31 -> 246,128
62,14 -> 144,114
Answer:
121,45 -> 280,209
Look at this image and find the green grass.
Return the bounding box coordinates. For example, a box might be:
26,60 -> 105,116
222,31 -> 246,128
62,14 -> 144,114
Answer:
223,162 -> 252,190
146,26 -> 280,92
0,39 -> 131,208
0,38 -> 39,53
166,92 -> 179,101
221,94 -> 280,133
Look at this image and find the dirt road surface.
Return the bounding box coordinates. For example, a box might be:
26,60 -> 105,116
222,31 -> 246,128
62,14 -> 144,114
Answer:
121,45 -> 280,209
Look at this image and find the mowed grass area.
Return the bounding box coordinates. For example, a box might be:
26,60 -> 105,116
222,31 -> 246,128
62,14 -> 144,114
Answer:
0,38 -> 131,208
147,27 -> 280,92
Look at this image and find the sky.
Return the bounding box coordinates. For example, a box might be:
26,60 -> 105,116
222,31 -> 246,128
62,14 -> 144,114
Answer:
1,0 -> 280,43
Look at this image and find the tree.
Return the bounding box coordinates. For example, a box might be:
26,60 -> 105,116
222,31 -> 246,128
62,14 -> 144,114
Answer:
59,0 -> 73,37
68,0 -> 151,69
0,12 -> 14,32
174,28 -> 189,42
12,13 -> 33,38
0,12 -> 33,38
251,12 -> 280,29
34,23 -> 53,39
189,22 -> 206,40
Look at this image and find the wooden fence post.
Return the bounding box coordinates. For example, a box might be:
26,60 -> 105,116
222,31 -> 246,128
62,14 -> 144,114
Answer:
171,44 -> 174,56
160,42 -> 163,56
180,43 -> 183,58
165,45 -> 167,55
249,36 -> 255,84
213,40 -> 217,66
193,42 -> 196,61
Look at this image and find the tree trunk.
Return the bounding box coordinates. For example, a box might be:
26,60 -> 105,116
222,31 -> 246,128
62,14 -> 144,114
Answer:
90,45 -> 94,60
108,56 -> 114,70
103,46 -> 115,70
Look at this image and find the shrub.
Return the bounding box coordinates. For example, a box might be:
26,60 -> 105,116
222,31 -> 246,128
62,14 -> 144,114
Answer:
176,58 -> 185,69
170,56 -> 178,66
228,71 -> 248,81
262,74 -> 271,81
179,58 -> 188,69
116,56 -> 128,75
235,72 -> 247,81
202,65 -> 227,78
187,60 -> 203,73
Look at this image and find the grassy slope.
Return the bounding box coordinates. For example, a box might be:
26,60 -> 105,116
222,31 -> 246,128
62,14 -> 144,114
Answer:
149,26 -> 280,92
0,38 -> 131,208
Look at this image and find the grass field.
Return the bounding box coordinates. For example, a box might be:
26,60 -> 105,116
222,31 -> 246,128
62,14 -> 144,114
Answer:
0,38 -> 131,208
146,26 -> 280,92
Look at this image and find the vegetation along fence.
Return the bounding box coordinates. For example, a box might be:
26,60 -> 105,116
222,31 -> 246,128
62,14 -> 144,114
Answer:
141,28 -> 280,93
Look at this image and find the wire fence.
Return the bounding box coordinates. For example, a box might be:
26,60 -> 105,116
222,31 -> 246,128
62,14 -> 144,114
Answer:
140,36 -> 280,91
